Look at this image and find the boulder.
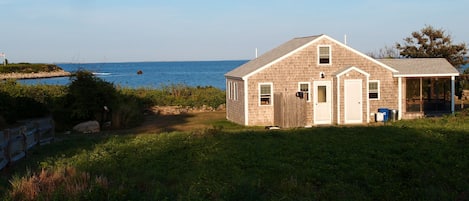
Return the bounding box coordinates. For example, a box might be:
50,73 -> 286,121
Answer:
73,121 -> 100,133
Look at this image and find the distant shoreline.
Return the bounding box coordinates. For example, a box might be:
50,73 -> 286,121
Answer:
0,71 -> 71,80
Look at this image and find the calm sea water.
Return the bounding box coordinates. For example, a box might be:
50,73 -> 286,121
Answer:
20,60 -> 247,90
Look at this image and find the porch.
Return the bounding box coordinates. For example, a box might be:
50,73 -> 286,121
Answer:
405,77 -> 453,118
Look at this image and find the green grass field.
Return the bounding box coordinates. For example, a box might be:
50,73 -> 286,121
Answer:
1,111 -> 469,200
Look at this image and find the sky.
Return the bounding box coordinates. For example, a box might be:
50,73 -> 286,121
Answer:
0,0 -> 468,63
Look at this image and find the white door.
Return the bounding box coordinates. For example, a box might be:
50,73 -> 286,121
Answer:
313,81 -> 332,124
344,79 -> 363,124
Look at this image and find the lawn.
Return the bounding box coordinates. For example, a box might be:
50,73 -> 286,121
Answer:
1,110 -> 469,201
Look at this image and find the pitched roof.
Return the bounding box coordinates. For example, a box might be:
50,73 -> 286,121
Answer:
378,58 -> 459,77
225,35 -> 323,79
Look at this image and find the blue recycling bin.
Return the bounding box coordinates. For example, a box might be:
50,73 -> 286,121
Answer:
378,108 -> 389,122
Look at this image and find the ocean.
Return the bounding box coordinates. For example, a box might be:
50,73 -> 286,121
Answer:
20,60 -> 248,90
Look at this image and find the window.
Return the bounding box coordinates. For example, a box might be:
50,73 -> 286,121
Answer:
369,80 -> 380,100
298,82 -> 310,101
227,81 -> 238,101
259,83 -> 272,105
233,82 -> 238,101
317,85 -> 327,102
318,46 -> 331,64
227,81 -> 232,100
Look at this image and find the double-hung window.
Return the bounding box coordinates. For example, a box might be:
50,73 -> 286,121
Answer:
318,45 -> 331,65
298,82 -> 310,101
259,83 -> 272,105
227,81 -> 238,101
369,80 -> 380,100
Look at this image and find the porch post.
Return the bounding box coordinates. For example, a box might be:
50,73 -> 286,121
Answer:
398,77 -> 402,120
451,76 -> 455,114
420,78 -> 423,112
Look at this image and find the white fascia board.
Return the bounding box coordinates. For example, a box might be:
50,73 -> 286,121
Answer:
322,35 -> 399,73
335,66 -> 370,78
242,35 -> 325,80
393,73 -> 460,78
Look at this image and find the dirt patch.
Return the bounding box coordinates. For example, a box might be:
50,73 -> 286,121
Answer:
131,109 -> 226,134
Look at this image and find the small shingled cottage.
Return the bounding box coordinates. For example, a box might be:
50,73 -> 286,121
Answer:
224,34 -> 459,128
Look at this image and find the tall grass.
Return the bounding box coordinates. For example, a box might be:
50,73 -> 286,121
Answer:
8,167 -> 110,201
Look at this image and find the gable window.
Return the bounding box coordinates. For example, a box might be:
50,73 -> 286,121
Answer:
298,82 -> 310,101
318,45 -> 331,64
369,80 -> 380,100
259,83 -> 272,105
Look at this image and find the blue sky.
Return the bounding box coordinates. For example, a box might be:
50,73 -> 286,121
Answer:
0,0 -> 468,63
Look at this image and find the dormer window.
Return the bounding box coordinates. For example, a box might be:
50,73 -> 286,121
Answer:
318,45 -> 331,65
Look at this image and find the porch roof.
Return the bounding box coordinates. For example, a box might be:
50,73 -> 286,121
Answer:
378,58 -> 459,77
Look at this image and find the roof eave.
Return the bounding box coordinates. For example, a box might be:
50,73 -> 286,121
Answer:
242,35 -> 325,80
393,73 -> 460,78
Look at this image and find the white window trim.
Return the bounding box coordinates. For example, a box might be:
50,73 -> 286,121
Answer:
369,80 -> 380,100
233,82 -> 238,101
317,45 -> 332,65
258,82 -> 273,106
227,81 -> 233,100
298,82 -> 311,102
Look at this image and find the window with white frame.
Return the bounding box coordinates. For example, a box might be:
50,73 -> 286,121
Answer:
227,81 -> 238,101
369,80 -> 380,100
318,45 -> 331,64
227,81 -> 233,100
298,82 -> 310,101
233,82 -> 238,101
259,83 -> 272,105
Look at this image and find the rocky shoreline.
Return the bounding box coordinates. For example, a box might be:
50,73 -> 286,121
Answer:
0,71 -> 71,80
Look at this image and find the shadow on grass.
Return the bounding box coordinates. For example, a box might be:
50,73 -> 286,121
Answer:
14,124 -> 465,201
3,107 -> 469,201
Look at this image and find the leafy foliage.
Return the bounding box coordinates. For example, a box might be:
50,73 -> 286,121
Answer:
0,63 -> 64,73
396,25 -> 468,68
66,70 -> 117,121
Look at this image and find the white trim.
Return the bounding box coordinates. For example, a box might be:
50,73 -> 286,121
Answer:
244,79 -> 249,125
317,45 -> 332,65
298,82 -> 311,102
368,80 -> 380,100
451,76 -> 455,114
233,82 -> 238,101
335,66 -> 370,77
313,80 -> 332,125
344,79 -> 363,124
241,35 -> 398,81
321,35 -> 398,73
366,76 -> 370,123
398,77 -> 402,120
337,78 -> 341,124
242,36 -> 324,80
393,73 -> 459,78
258,82 -> 273,106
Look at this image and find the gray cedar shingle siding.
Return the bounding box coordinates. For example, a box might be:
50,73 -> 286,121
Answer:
225,34 -> 459,126
224,35 -> 322,79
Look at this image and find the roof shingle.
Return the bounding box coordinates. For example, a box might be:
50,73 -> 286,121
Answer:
225,35 -> 322,79
378,58 -> 459,77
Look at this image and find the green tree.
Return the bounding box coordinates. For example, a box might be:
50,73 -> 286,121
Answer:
66,70 -> 117,121
396,25 -> 468,69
